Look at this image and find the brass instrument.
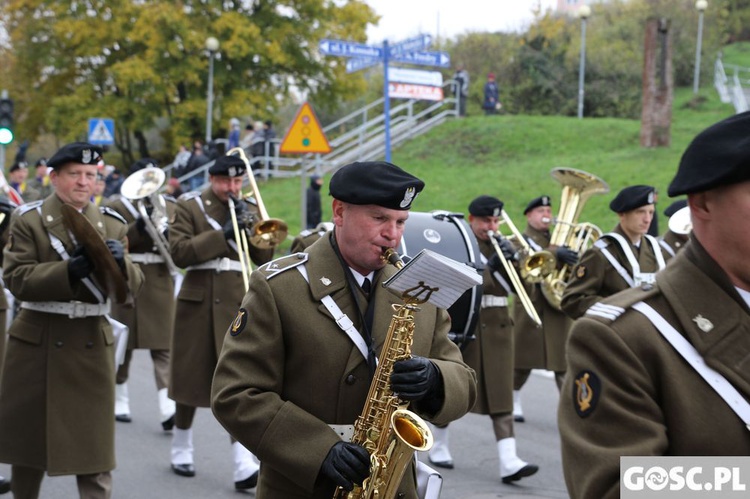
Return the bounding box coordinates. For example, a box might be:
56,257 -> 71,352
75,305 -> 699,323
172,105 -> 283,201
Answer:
499,209 -> 556,282
333,248 -> 434,499
541,168 -> 609,309
228,194 -> 253,290
668,206 -> 692,235
487,230 -> 542,327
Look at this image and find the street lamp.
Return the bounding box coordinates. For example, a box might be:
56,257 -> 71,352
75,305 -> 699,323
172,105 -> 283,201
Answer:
693,0 -> 708,94
205,36 -> 220,143
577,4 -> 591,119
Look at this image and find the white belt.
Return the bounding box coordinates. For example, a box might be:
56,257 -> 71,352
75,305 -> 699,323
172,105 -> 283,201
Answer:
481,295 -> 508,308
21,300 -> 112,318
186,257 -> 243,273
329,424 -> 355,442
130,253 -> 165,264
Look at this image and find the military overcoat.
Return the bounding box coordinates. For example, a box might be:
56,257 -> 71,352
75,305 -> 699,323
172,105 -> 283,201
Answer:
558,236 -> 750,498
0,194 -> 143,475
169,188 -> 273,407
211,233 -> 477,499
512,225 -> 572,372
561,224 -> 672,320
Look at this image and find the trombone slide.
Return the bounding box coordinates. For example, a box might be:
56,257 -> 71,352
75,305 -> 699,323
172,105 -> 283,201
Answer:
228,196 -> 253,291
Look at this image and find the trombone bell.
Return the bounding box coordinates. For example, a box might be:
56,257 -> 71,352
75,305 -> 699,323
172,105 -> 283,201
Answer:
250,218 -> 289,249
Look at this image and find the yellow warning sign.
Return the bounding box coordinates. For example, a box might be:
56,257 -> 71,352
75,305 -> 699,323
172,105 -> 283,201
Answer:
279,102 -> 332,154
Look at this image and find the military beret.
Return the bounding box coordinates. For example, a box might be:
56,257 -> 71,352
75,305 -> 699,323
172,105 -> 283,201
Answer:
468,195 -> 504,217
35,158 -> 47,167
208,155 -> 246,177
9,162 -> 27,173
523,195 -> 552,215
329,161 -> 424,210
663,199 -> 687,218
131,157 -> 159,173
47,142 -> 103,170
609,185 -> 656,213
669,111 -> 750,196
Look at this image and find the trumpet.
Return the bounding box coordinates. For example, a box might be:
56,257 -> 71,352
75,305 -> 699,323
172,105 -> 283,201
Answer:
487,230 -> 542,327
499,209 -> 556,283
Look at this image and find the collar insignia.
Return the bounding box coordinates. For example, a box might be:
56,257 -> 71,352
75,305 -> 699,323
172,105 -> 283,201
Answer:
46,215 -> 53,222
320,277 -> 331,286
576,265 -> 586,278
399,187 -> 416,209
692,314 -> 713,333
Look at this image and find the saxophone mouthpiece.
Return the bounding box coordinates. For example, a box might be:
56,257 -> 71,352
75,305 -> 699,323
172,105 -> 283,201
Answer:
382,247 -> 404,268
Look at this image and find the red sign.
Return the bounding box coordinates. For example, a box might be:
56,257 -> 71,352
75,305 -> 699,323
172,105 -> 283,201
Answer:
387,83 -> 444,101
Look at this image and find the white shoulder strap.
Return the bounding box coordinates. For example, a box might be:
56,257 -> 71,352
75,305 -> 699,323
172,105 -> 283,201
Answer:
644,234 -> 667,270
632,301 -> 750,431
659,238 -> 676,258
479,253 -> 511,294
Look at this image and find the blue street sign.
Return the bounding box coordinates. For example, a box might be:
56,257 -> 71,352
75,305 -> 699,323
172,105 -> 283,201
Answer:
391,50 -> 451,68
318,39 -> 382,59
346,57 -> 380,74
389,34 -> 432,58
88,118 -> 115,146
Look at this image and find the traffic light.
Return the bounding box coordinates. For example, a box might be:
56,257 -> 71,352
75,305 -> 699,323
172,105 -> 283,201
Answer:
0,98 -> 14,145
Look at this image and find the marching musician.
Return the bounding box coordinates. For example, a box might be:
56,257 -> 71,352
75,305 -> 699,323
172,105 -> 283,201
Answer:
211,161 -> 476,498
106,158 -> 177,430
289,221 -> 333,254
511,196 -> 576,422
561,185 -> 672,320
0,197 -> 16,496
168,155 -> 273,490
558,108 -> 750,499
659,199 -> 690,256
428,195 -> 538,483
8,162 -> 41,202
27,158 -> 53,200
0,142 -> 143,498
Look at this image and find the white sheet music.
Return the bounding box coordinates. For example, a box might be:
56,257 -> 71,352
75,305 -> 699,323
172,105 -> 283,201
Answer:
383,249 -> 482,309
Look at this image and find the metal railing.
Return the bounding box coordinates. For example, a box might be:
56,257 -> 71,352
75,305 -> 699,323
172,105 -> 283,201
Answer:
714,58 -> 750,113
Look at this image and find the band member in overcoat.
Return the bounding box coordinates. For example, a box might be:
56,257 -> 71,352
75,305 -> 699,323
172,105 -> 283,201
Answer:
0,198 -> 15,495
0,142 -> 143,498
211,161 -> 477,498
168,155 -> 273,490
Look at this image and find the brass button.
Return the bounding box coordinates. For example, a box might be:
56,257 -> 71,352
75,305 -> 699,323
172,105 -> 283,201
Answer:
85,341 -> 94,349
55,341 -> 63,348
345,375 -> 357,385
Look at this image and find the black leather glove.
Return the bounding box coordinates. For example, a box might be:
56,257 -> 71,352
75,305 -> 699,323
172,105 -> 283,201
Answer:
135,216 -> 147,235
319,441 -> 370,491
487,253 -> 504,273
390,356 -> 442,401
68,246 -> 95,280
495,236 -> 517,261
222,218 -> 236,240
556,246 -> 579,266
106,239 -> 126,271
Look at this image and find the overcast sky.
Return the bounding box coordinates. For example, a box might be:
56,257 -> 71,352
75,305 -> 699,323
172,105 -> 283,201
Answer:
366,0 -> 557,43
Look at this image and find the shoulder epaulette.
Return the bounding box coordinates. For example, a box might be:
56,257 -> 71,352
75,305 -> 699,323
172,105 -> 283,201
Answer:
584,285 -> 660,324
17,200 -> 43,216
179,191 -> 200,201
257,253 -> 308,280
298,229 -> 314,237
594,238 -> 612,249
164,194 -> 177,203
100,205 -> 127,224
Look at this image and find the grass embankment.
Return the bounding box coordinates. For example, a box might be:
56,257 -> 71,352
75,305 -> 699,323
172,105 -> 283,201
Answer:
258,86 -> 733,253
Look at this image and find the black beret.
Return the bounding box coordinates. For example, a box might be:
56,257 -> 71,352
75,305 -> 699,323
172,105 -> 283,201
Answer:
47,142 -> 103,170
9,162 -> 27,173
468,195 -> 504,217
208,156 -> 246,177
131,157 -> 159,173
329,161 -> 424,210
35,158 -> 47,167
669,111 -> 750,196
663,199 -> 687,218
523,195 -> 552,215
609,185 -> 656,213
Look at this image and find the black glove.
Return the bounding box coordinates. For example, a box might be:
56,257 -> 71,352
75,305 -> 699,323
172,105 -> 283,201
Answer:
222,218 -> 237,240
106,239 -> 126,271
135,216 -> 147,235
319,441 -> 370,491
495,236 -> 517,261
390,356 -> 442,401
556,246 -> 579,266
68,246 -> 95,280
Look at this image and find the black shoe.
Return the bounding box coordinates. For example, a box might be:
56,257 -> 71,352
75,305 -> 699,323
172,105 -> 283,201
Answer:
234,471 -> 258,490
171,463 -> 195,477
513,414 -> 525,423
0,476 -> 10,495
115,414 -> 132,423
161,415 -> 175,431
428,456 -> 454,470
502,464 -> 539,484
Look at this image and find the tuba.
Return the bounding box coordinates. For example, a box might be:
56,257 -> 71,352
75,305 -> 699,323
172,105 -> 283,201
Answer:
541,168 -> 609,310
333,249 -> 434,499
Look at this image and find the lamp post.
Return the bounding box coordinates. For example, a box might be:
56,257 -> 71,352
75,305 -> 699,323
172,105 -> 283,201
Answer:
693,0 -> 708,94
205,36 -> 220,144
577,4 -> 591,119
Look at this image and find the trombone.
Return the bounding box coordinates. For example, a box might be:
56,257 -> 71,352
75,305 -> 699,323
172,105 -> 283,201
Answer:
487,230 -> 542,327
499,209 -> 556,283
228,194 -> 253,291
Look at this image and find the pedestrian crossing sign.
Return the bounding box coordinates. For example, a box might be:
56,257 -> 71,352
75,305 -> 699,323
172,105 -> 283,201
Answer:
279,102 -> 331,154
88,118 -> 115,146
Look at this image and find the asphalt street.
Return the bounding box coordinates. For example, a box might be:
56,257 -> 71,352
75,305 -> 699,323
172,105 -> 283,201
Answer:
0,351 -> 570,498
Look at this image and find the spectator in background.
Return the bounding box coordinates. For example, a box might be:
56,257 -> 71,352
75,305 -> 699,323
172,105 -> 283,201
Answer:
482,73 -> 500,115
250,121 -> 266,172
453,64 -> 469,117
239,123 -> 255,150
92,173 -> 107,206
104,168 -> 125,198
172,145 -> 191,177
166,178 -> 184,199
228,118 -> 241,150
263,120 -> 277,173
305,174 -> 323,229
8,162 -> 40,202
185,141 -> 210,191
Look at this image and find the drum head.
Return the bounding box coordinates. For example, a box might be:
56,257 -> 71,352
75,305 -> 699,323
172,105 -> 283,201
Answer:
399,211 -> 483,349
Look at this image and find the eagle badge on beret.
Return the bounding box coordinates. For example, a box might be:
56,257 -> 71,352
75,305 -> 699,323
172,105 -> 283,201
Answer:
399,187 -> 417,209
576,265 -> 586,278
82,149 -> 92,164
492,207 -> 501,217
573,370 -> 600,418
230,308 -> 248,336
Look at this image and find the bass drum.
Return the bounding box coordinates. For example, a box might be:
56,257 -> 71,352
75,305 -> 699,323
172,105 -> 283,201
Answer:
398,211 -> 483,350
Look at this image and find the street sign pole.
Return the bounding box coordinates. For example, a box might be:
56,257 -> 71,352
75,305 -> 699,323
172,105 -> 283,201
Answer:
383,40 -> 391,163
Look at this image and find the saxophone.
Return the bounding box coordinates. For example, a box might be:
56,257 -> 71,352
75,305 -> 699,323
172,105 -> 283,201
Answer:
333,248 -> 435,499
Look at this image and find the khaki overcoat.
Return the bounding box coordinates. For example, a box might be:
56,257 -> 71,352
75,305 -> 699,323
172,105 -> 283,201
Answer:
211,233 -> 477,499
0,194 -> 143,475
169,189 -> 272,407
558,236 -> 750,498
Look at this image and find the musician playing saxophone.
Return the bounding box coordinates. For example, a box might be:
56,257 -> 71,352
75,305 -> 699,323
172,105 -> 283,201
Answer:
211,161 -> 477,499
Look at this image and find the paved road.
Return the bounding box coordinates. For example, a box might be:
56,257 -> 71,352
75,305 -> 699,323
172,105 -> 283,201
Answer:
0,351 -> 569,498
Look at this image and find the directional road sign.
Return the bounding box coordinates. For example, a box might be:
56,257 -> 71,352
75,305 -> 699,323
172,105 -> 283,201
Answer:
388,34 -> 432,57
88,118 -> 115,146
391,50 -> 451,68
318,39 -> 382,59
346,57 -> 380,74
389,68 -> 443,87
